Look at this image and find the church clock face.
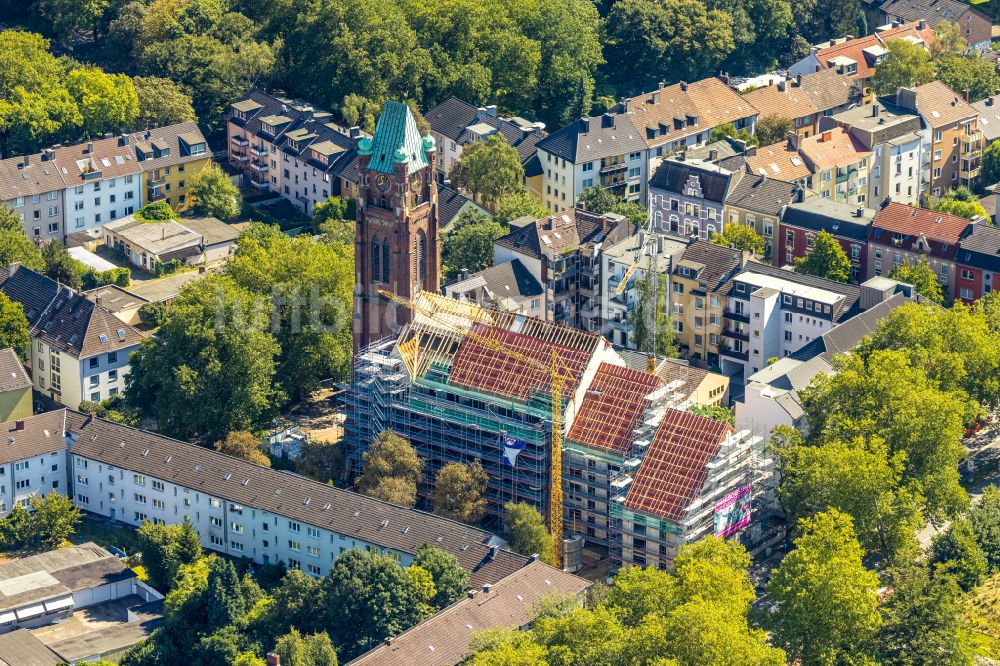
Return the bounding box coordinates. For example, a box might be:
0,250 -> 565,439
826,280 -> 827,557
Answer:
410,174 -> 421,193
375,174 -> 391,192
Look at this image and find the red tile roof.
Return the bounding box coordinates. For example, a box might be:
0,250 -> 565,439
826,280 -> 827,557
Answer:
799,127 -> 871,171
812,22 -> 936,81
624,409 -> 734,522
869,202 -> 973,259
567,363 -> 661,456
448,323 -> 591,402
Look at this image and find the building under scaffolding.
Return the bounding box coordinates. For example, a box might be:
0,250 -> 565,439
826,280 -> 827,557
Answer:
345,293 -> 779,570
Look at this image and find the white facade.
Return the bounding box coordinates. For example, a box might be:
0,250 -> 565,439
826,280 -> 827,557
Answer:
64,176 -> 140,235
30,340 -> 135,410
868,131 -> 930,206
281,150 -> 338,216
0,450 -> 66,515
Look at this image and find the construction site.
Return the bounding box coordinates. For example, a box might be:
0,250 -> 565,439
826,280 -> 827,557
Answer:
344,291 -> 779,572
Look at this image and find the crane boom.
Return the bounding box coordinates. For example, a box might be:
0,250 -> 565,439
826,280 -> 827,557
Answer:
378,289 -> 573,567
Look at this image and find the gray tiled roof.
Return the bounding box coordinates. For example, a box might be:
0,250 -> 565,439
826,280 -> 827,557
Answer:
427,97 -> 543,165
880,0 -> 981,26
780,197 -> 875,242
0,409 -> 66,466
958,223 -> 1000,272
63,412 -> 529,588
437,186 -> 489,230
536,114 -> 648,163
789,291 -> 910,362
0,349 -> 30,393
650,160 -> 739,203
672,241 -> 745,292
726,173 -> 803,217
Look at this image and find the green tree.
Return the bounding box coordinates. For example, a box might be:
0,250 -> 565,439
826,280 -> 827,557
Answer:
226,226 -> 354,401
794,230 -> 851,282
189,165 -> 241,220
132,77 -> 197,129
576,185 -> 619,214
931,19 -> 968,56
888,258 -> 945,302
405,564 -> 438,620
0,503 -> 31,550
802,350 -> 969,522
39,0 -> 111,40
449,134 -> 524,210
931,187 -> 989,220
294,441 -> 344,484
970,486 -> 1000,571
356,431 -> 423,508
755,115 -> 795,146
322,549 -> 424,660
0,291 -> 30,358
42,241 -> 85,289
690,404 -> 735,424
273,628 -> 338,666
936,54 -> 1000,103
28,492 -> 82,549
984,139 -> 1000,186
412,543 -> 470,609
767,510 -> 881,665
710,223 -> 765,255
0,210 -> 43,271
878,565 -> 974,666
136,201 -> 178,221
494,193 -> 547,227
710,122 -> 758,147
930,517 -> 988,591
66,67 -> 140,139
339,94 -> 378,134
137,518 -> 204,592
442,214 -> 506,280
433,461 -> 488,524
311,196 -> 350,234
775,429 -> 923,564
873,39 -> 937,95
138,301 -> 168,328
629,273 -> 677,358
214,431 -> 271,467
124,276 -> 284,442
502,501 -> 555,565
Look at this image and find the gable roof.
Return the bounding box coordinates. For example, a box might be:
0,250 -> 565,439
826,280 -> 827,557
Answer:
365,101 -> 430,175
0,349 -> 30,394
624,409 -> 734,521
0,409 -> 66,465
742,71 -> 857,120
972,95 -> 1000,142
446,259 -> 544,305
869,201 -> 973,255
64,411 -> 528,588
493,210 -> 617,260
789,290 -> 911,362
745,142 -> 813,181
897,81 -> 978,128
0,267 -> 143,358
347,561 -> 590,666
725,172 -> 803,217
880,0 -> 985,28
958,222 -> 1000,272
536,114 -> 647,164
810,21 -> 936,80
437,186 -> 489,231
672,241 -> 746,292
568,363 -> 661,455
649,159 -> 739,203
426,97 -> 543,165
799,127 -> 871,171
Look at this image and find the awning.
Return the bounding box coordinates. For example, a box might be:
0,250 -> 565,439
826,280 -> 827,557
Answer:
15,604 -> 45,620
0,611 -> 16,625
43,597 -> 73,613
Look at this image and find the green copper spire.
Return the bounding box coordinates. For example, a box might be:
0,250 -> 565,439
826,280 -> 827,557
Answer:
366,101 -> 429,175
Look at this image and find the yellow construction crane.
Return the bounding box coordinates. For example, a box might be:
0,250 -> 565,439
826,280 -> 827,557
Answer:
379,288 -> 575,567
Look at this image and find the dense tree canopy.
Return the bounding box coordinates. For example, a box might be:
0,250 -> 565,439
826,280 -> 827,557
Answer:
793,230 -> 851,282
137,519 -> 204,592
710,223 -> 765,255
433,461 -> 488,524
872,39 -> 936,96
356,431 -> 423,507
215,431 -> 271,467
189,164 -> 241,220
502,502 -> 555,565
442,212 -> 507,280
888,259 -> 945,303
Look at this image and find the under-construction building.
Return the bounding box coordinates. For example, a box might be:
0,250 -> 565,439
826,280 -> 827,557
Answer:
345,293 -> 778,570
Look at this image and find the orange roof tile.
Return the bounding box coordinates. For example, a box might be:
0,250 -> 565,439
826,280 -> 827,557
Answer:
567,363 -> 661,456
870,201 -> 973,248
907,80 -> 979,128
745,143 -> 813,181
799,127 -> 871,170
742,71 -> 857,121
813,22 -> 936,80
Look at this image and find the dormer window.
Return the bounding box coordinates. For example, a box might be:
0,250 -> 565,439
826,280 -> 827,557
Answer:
261,122 -> 274,135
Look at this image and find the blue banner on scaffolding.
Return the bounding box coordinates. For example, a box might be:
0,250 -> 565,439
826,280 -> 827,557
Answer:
502,436 -> 526,468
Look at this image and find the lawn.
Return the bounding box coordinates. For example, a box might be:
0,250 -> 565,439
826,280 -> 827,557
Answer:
71,514 -> 143,557
963,572 -> 1000,659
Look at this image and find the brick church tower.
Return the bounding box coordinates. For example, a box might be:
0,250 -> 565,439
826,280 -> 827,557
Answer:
353,101 -> 441,352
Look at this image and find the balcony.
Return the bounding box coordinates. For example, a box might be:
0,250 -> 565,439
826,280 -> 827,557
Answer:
251,145 -> 267,157
607,319 -> 634,332
600,162 -> 628,175
723,310 -> 749,324
719,347 -> 749,361
148,189 -> 165,202
231,152 -> 248,163
249,179 -> 270,192
231,136 -> 249,147
148,176 -> 166,187
723,328 -> 749,342
250,161 -> 269,173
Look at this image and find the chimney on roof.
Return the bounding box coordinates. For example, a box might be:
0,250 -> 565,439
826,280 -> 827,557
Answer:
709,149 -> 719,161
579,118 -> 590,133
41,149 -> 53,162
483,583 -> 492,593
266,653 -> 280,666
658,81 -> 666,89
487,543 -> 498,561
619,97 -> 631,114
795,74 -> 802,87
918,18 -> 927,29
872,103 -> 880,117
14,420 -> 23,431
787,131 -> 800,151
821,130 -> 833,142
679,81 -> 688,92
18,155 -> 27,170
855,207 -> 864,217
651,90 -> 660,104
85,141 -> 93,154
964,89 -> 971,103
119,134 -> 128,146
6,262 -> 19,276
745,145 -> 757,157
793,185 -> 806,203
778,79 -> 787,92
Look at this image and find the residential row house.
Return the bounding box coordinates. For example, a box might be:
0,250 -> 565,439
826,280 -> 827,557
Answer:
0,122 -> 211,242
0,265 -> 143,410
741,70 -> 860,139
788,21 -> 937,103
425,97 -> 545,200
535,78 -> 758,211
875,0 -> 992,52
823,101 -> 930,205
227,90 -> 364,216
779,196 -> 876,280
955,223 -> 1000,303
648,158 -> 745,240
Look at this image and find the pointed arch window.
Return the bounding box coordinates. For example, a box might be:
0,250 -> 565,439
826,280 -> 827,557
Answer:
382,240 -> 390,283
371,236 -> 380,283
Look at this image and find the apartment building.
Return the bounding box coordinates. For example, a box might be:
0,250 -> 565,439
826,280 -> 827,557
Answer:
722,169 -> 806,262
719,263 -> 865,379
669,241 -> 752,368
878,0 -> 992,51
779,196 -> 876,280
795,128 -> 872,206
744,141 -> 816,190
227,90 -> 362,215
426,97 -> 545,199
601,233 -> 687,349
788,21 -> 936,103
0,266 -> 142,409
0,399 -> 64,515
535,78 -> 758,211
736,279 -> 914,438
0,349 -> 31,424
493,209 -> 632,329
742,71 -> 859,139
823,101 -> 929,205
0,123 -> 210,241
649,158 -> 744,240
955,224 -> 1000,303
892,82 -> 983,194
442,260 -> 545,318
867,200 -> 976,294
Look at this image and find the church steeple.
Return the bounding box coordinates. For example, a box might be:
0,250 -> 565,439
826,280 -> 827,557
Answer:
353,102 -> 440,352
